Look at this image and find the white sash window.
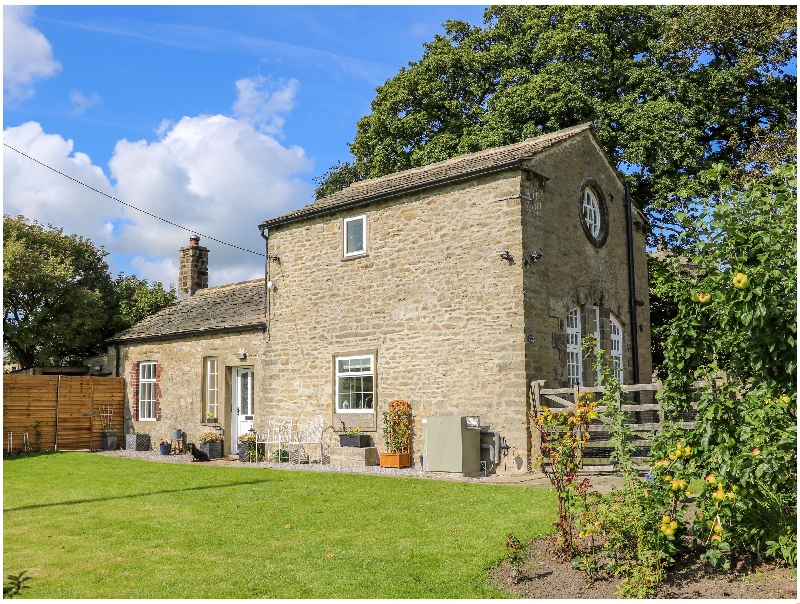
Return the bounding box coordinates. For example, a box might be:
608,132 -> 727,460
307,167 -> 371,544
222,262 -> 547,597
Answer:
566,308 -> 582,386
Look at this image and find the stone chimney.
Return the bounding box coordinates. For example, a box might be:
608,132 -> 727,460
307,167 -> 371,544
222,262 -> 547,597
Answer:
178,235 -> 208,299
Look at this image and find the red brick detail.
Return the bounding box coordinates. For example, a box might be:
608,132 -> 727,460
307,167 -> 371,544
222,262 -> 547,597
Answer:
130,362 -> 140,421
155,362 -> 162,421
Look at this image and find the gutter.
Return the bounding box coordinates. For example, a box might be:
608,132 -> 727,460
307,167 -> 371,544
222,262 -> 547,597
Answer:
259,225 -> 270,341
260,159 -> 547,229
624,183 -> 641,384
106,322 -> 267,345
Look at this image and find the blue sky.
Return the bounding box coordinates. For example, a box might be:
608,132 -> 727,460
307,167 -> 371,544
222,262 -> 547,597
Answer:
3,5 -> 488,286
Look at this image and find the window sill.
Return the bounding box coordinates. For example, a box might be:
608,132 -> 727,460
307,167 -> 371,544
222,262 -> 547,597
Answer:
341,252 -> 369,262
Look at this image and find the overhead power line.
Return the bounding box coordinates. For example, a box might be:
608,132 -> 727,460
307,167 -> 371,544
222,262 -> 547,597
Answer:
3,142 -> 266,257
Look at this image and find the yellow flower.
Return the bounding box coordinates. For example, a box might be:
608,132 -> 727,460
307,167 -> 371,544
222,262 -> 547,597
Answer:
697,292 -> 711,303
732,272 -> 749,289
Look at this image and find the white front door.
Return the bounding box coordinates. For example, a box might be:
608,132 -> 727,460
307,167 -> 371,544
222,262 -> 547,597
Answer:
231,367 -> 254,454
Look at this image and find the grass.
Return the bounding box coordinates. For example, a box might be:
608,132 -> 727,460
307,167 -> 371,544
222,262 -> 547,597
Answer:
3,453 -> 556,598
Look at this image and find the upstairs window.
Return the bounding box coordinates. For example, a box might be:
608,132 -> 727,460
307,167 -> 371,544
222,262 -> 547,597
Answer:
566,309 -> 583,386
343,215 -> 366,257
336,355 -> 374,412
582,187 -> 601,238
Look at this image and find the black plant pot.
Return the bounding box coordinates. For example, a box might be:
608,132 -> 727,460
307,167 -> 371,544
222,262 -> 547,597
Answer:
200,441 -> 222,460
238,445 -> 253,463
101,430 -> 117,451
339,434 -> 370,448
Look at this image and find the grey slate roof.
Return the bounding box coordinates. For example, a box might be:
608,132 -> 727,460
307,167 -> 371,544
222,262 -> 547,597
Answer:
261,123 -> 594,228
111,279 -> 266,342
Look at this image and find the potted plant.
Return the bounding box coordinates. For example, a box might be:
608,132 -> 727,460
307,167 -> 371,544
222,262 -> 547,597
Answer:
125,429 -> 151,451
159,439 -> 172,455
339,426 -> 370,448
205,412 -> 217,424
237,432 -> 256,462
198,428 -> 223,459
380,399 -> 412,468
101,422 -> 117,451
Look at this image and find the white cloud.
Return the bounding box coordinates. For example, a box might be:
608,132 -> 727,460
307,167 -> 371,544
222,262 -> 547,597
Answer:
3,6 -> 62,104
5,116 -> 313,288
5,83 -> 314,289
69,90 -> 102,115
233,76 -> 299,136
108,113 -> 313,286
129,256 -> 179,287
3,122 -> 119,241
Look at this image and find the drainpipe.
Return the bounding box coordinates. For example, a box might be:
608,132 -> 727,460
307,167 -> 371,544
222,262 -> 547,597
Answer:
259,226 -> 270,340
115,343 -> 120,377
624,184 -> 640,385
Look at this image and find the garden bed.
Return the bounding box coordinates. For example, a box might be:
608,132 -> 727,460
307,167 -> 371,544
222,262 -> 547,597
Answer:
490,537 -> 797,599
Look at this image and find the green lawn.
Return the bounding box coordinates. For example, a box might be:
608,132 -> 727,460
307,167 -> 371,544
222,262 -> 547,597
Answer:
4,453 -> 556,598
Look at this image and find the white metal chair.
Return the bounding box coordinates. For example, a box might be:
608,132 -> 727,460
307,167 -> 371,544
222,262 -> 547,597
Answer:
291,415 -> 324,464
256,416 -> 294,463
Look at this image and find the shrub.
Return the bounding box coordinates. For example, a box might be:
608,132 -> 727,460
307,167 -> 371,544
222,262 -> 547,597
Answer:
529,390 -> 596,560
197,429 -> 222,444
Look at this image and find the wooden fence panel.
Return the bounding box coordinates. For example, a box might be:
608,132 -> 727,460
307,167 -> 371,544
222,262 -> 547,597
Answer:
55,377 -> 93,450
2,375 -> 58,450
3,375 -> 124,451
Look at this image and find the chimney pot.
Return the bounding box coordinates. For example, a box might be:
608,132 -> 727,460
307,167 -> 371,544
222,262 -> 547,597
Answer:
189,236 -> 200,247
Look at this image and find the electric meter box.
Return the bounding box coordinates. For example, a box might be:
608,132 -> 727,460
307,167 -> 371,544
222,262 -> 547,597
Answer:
422,416 -> 481,475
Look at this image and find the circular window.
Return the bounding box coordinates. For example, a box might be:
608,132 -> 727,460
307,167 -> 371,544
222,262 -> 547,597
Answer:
578,180 -> 609,247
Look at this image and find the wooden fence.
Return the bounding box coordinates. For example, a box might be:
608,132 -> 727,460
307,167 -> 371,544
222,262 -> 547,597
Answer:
3,375 -> 124,452
531,381 -> 697,472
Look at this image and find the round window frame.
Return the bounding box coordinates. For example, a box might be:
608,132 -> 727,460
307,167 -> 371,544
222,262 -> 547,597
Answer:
578,179 -> 609,248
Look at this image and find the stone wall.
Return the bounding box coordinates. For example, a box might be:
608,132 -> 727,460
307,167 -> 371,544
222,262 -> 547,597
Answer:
113,329 -> 266,455
266,170 -> 530,472
523,133 -> 651,390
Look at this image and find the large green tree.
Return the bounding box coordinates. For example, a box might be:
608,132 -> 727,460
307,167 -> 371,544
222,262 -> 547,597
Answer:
3,215 -> 175,368
314,5 -> 796,233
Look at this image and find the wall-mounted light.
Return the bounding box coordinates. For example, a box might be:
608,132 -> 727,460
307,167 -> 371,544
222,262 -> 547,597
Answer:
266,281 -> 275,291
522,251 -> 542,267
236,349 -> 247,360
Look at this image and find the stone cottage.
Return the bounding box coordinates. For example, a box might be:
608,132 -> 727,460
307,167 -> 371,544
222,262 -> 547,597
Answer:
109,123 -> 651,473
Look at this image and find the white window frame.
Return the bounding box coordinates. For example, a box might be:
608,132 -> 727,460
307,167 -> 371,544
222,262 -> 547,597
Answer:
335,354 -> 375,413
205,357 -> 219,421
610,315 -> 624,383
583,187 -> 601,238
593,306 -> 602,385
138,361 -> 157,421
566,309 -> 583,386
343,215 -> 367,257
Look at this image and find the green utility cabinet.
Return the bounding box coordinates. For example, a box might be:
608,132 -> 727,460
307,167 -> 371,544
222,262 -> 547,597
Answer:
422,416 -> 481,475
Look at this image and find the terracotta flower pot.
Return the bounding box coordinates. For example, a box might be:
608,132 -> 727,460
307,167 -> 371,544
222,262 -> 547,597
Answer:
379,453 -> 410,468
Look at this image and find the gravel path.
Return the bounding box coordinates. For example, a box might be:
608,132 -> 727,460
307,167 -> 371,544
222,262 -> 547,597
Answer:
90,449 -> 624,490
